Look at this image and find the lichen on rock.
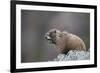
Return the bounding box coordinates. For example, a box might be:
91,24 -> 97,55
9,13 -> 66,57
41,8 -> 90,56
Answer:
54,50 -> 90,61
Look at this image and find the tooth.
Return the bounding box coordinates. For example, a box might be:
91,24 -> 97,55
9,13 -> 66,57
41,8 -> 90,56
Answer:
47,36 -> 51,39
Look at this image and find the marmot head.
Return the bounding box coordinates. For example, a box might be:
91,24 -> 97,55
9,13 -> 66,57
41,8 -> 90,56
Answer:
44,28 -> 68,44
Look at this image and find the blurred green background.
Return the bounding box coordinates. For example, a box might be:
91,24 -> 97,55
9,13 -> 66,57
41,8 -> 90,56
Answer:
21,10 -> 90,63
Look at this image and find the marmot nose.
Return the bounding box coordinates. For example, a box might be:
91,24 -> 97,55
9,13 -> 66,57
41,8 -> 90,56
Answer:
44,36 -> 47,39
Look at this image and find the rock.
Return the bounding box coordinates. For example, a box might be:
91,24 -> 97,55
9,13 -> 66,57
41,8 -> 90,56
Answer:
54,50 -> 90,61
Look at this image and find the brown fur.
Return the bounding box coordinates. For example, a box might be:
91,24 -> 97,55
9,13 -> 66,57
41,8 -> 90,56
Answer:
45,29 -> 86,54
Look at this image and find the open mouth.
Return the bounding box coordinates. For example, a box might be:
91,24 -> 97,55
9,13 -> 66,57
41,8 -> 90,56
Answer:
45,35 -> 51,40
45,36 -> 56,44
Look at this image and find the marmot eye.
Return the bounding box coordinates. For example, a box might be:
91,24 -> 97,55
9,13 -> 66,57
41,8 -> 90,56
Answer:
54,30 -> 56,33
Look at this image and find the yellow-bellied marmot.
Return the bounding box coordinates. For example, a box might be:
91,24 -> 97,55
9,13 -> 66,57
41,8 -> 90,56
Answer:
45,28 -> 86,54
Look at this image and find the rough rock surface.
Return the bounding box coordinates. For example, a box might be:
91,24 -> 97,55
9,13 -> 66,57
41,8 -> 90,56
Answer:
54,50 -> 90,61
